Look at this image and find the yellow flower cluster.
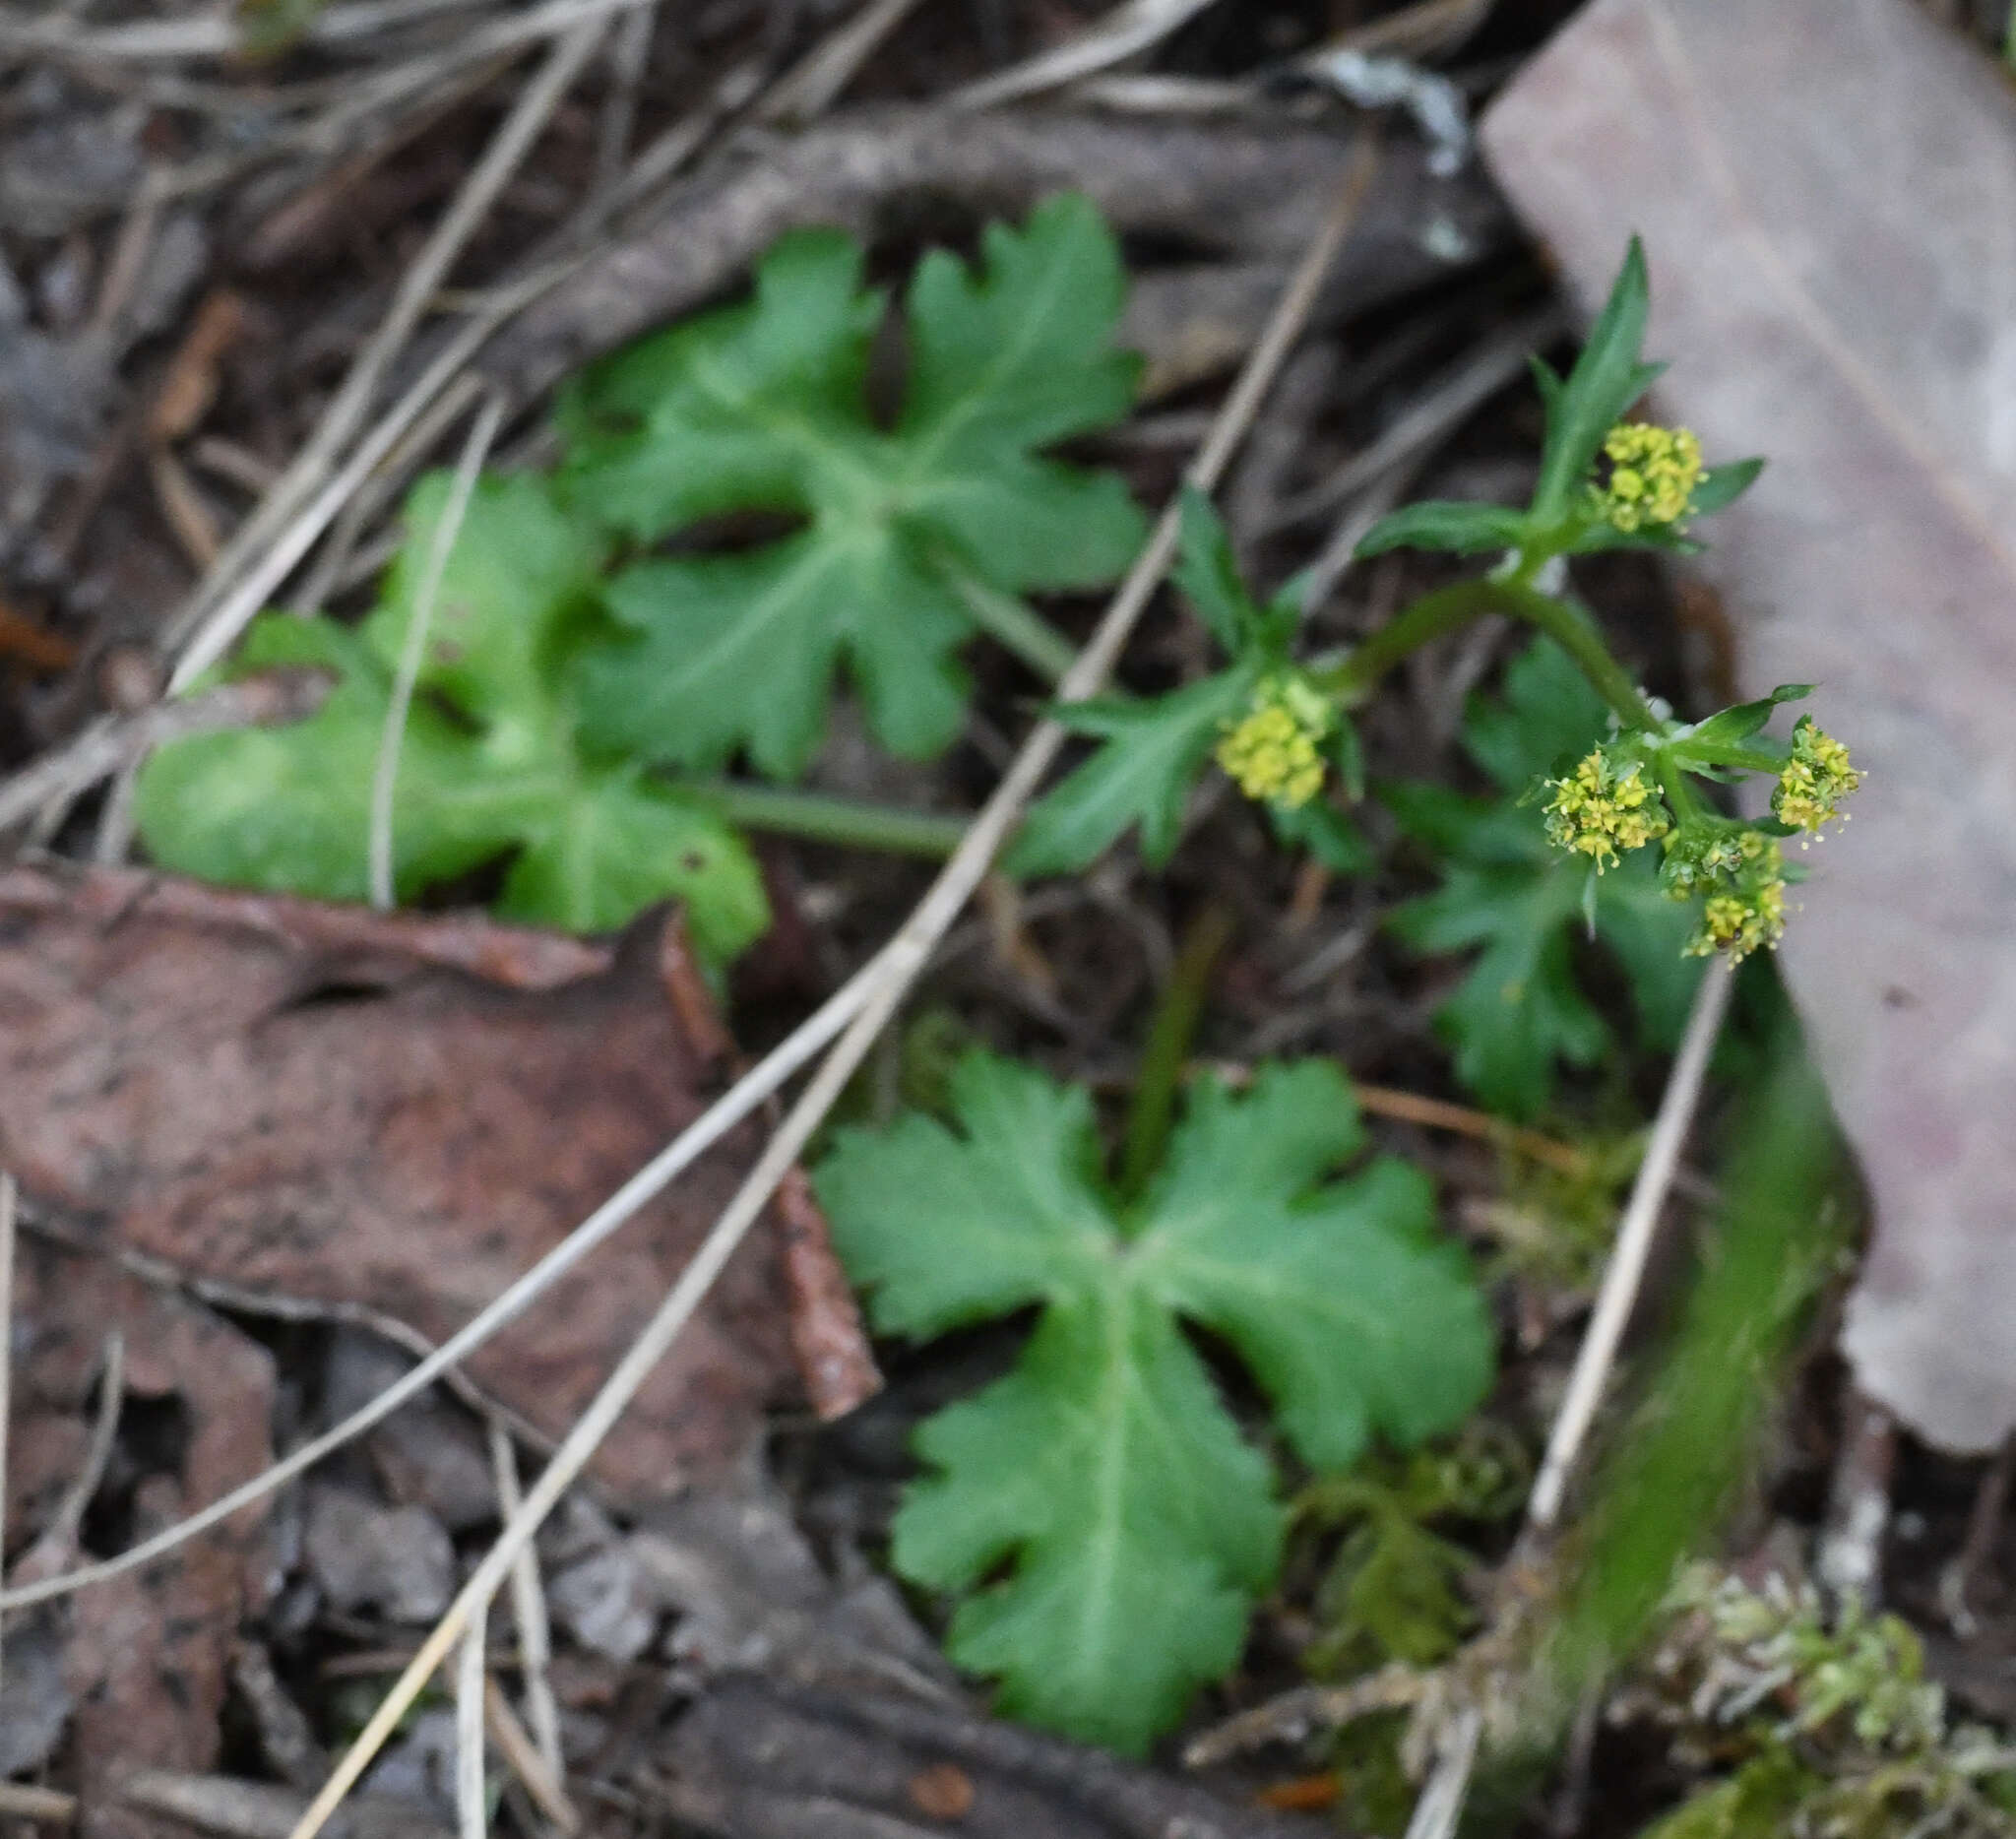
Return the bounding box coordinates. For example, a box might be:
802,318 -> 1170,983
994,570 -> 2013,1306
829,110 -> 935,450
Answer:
1216,674 -> 1332,809
1593,422 -> 1703,533
1772,720 -> 1860,838
1542,748 -> 1670,870
1668,829 -> 1788,964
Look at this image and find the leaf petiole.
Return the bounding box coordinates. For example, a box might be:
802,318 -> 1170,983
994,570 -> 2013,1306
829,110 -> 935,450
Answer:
939,560 -> 1081,685
683,780 -> 969,858
1117,904 -> 1234,1204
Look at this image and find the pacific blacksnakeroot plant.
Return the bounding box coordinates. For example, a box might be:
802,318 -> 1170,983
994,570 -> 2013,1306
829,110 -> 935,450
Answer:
121,202 -> 1866,1759
1015,236 -> 1861,978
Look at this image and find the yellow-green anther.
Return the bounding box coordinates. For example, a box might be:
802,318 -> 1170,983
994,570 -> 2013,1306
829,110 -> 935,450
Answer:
1542,747 -> 1670,870
1217,674 -> 1332,809
1591,422 -> 1704,532
1772,718 -> 1860,838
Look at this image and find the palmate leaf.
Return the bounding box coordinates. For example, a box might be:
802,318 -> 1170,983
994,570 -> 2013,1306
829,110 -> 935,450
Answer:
816,1054 -> 1492,1753
1383,638 -> 1699,1118
134,476 -> 769,967
561,195 -> 1147,780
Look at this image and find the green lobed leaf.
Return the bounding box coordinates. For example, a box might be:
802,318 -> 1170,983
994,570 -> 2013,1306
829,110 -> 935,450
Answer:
135,475 -> 768,967
1354,499 -> 1530,560
1005,666 -> 1257,877
817,1054 -> 1492,1753
1383,637 -> 1700,1118
561,195 -> 1147,780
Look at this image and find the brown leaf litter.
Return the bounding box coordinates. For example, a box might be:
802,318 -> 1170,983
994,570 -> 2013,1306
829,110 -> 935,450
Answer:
0,862 -> 876,1498
9,1232 -> 275,1839
1481,0 -> 2016,1452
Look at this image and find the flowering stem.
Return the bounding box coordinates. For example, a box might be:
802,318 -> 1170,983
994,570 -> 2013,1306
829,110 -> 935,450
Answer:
1313,579 -> 1506,703
1317,573 -> 1661,734
684,781 -> 967,858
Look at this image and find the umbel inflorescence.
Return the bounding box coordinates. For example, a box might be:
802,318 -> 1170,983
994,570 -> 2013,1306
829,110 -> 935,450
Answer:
1216,673 -> 1334,809
1540,709 -> 1858,965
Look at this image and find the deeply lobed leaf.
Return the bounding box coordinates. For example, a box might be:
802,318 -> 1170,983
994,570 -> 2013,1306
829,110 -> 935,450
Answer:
817,1054 -> 1492,1752
560,195 -> 1147,780
135,476 -> 768,966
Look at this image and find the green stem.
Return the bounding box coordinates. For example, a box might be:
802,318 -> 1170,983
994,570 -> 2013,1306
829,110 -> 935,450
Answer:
1315,574 -> 1661,734
1117,904 -> 1234,1204
685,781 -> 968,858
1491,579 -> 1663,732
1653,746 -> 1709,825
1312,579 -> 1503,705
940,563 -> 1079,685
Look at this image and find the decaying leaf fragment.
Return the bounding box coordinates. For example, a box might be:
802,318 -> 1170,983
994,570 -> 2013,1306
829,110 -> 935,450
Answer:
0,865 -> 860,1494
1482,0 -> 2016,1447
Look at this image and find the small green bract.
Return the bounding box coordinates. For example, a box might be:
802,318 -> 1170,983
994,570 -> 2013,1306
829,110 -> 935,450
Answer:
562,193 -> 1147,780
134,474 -> 769,967
815,1051 -> 1492,1753
1383,638 -> 1700,1119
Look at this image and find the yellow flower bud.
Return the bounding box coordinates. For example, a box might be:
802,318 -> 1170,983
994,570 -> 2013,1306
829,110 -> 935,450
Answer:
1591,423 -> 1704,533
1670,829 -> 1788,964
1217,675 -> 1332,809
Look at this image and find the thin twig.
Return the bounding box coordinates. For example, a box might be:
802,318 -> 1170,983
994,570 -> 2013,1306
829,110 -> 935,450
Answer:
755,0 -> 929,123
166,281 -> 550,690
951,0 -> 1221,109
164,15 -> 610,668
1393,965 -> 1733,1834
483,1680 -> 579,1834
370,392 -> 503,909
284,133 -> 1385,1839
1815,1387 -> 1896,1608
0,960 -> 873,1615
1404,1706 -> 1481,1839
489,1426 -> 565,1784
1526,967 -> 1733,1532
0,676 -> 332,839
0,1782 -> 76,1823
457,1616 -> 488,1839
591,4 -> 657,198
1262,310 -> 1560,537
293,371 -> 488,617
8,1333 -> 125,1588
1352,1082 -> 1592,1177
1941,1432 -> 2014,1637
1182,1665 -> 1424,1768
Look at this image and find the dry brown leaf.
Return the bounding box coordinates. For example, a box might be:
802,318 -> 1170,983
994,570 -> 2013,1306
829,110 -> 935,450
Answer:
0,864 -> 827,1494
1482,0 -> 2016,1449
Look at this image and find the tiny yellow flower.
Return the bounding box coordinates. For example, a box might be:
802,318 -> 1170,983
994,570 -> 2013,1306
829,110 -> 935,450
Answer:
1686,877 -> 1787,963
1543,747 -> 1670,870
1669,829 -> 1788,964
1592,422 -> 1704,533
1217,674 -> 1332,809
1772,719 -> 1860,838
